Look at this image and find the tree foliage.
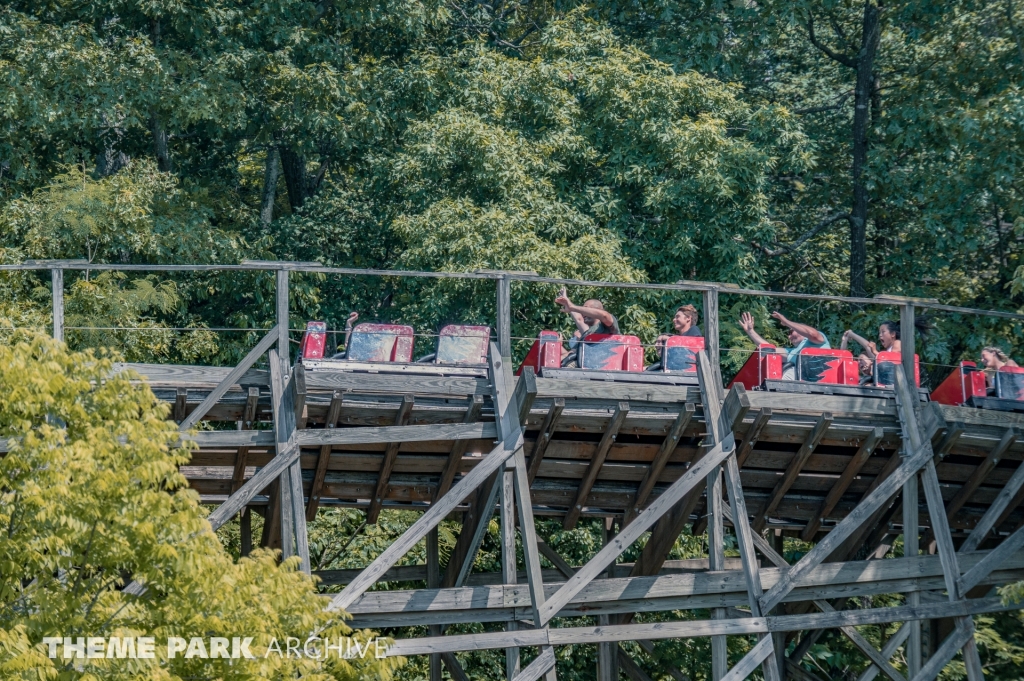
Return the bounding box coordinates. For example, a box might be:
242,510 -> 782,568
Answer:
0,334 -> 402,680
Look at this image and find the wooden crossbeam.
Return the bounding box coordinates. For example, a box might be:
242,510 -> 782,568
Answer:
959,521 -> 1024,594
231,387 -> 261,493
538,433 -> 736,626
305,390 -> 344,520
564,401 -> 630,529
802,427 -> 883,540
383,596 -> 1011,657
510,647 -> 555,681
435,395 -> 485,502
269,351 -> 310,574
962,457 -> 1024,552
736,407 -> 772,467
933,422 -> 965,460
754,412 -> 833,532
721,635 -> 773,681
856,624 -> 911,681
943,427 -> 1017,522
515,367 -> 538,427
526,398 -> 564,485
367,394 -> 416,523
618,648 -> 654,681
179,326 -> 278,431
910,620 -> 974,681
624,403 -> 694,525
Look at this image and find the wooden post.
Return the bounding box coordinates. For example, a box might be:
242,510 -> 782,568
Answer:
904,475 -> 922,676
497,274 -> 512,359
703,288 -> 721,388
240,507 -> 252,557
277,268 -> 290,367
51,268 -> 64,342
501,463 -> 520,679
900,304 -> 914,379
708,466 -> 727,681
427,528 -> 442,681
598,518 -> 618,681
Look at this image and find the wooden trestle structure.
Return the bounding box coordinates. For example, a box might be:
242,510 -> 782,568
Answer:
10,260 -> 1024,681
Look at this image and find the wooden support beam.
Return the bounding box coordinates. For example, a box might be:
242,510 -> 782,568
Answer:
510,647 -> 555,681
618,648 -> 654,681
894,365 -> 983,681
624,403 -> 694,525
737,408 -> 772,467
943,427 -> 1017,523
537,434 -> 736,626
802,427 -> 883,540
174,387 -> 188,423
305,390 -> 344,520
383,596 -> 1012,657
502,464 -> 520,679
910,623 -> 974,681
514,367 -> 538,429
754,412 -> 833,532
564,402 -> 630,529
240,507 -> 252,557
261,479 -> 281,549
527,398 -> 564,485
428,527 -> 442,681
721,636 -> 773,681
959,521 -> 1024,594
367,394 -> 416,523
962,458 -> 1024,552
292,362 -> 307,428
442,652 -> 472,681
497,275 -> 512,359
51,268 -> 64,342
178,326 -> 279,431
435,395 -> 485,502
442,472 -> 501,589
703,288 -> 722,388
269,351 -> 309,573
933,423 -> 965,460
276,269 -> 290,364
856,624 -> 911,681
230,387 -> 261,493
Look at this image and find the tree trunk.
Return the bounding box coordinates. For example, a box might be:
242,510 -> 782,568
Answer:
279,146 -> 310,212
260,147 -> 281,228
848,1 -> 882,298
149,18 -> 171,172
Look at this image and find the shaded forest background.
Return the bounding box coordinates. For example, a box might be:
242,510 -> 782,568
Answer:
2,0 -> 1024,678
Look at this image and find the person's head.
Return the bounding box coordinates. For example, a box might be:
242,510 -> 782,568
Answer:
857,354 -> 873,376
786,327 -> 805,346
878,321 -> 900,350
582,299 -> 604,326
981,346 -> 1010,368
673,305 -> 699,333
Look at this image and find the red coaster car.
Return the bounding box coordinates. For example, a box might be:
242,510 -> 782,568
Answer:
931,361 -> 986,406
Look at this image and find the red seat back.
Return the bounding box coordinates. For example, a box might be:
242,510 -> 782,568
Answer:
347,323 -> 415,362
662,336 -> 705,373
578,334 -> 644,372
931,361 -> 986,406
517,331 -> 561,375
996,366 -> 1024,401
301,321 -> 328,359
873,351 -> 920,387
436,325 -> 490,365
796,348 -> 858,385
729,344 -> 782,390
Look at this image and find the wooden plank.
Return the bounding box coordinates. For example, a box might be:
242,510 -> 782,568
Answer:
368,394 -> 416,523
802,427 -> 883,540
962,458 -> 1024,552
442,652 -> 471,681
292,362 -> 307,427
618,648 -> 654,681
443,472 -> 501,589
564,402 -> 630,529
306,390 -> 344,520
186,421 -> 498,448
737,408 -> 772,467
435,395 -> 485,502
497,275 -> 512,358
510,647 -> 555,681
231,387 -> 261,493
502,465 -> 520,678
933,422 -> 965,460
746,390 -> 895,417
383,597 -> 1012,657
720,636 -> 773,681
535,378 -> 697,403
537,434 -> 736,626
754,412 -> 833,532
178,326 -> 279,431
527,398 -> 565,485
910,623 -> 973,681
624,403 -> 694,525
269,351 -> 309,573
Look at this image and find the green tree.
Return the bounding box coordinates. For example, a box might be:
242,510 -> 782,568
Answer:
0,333 -> 403,680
